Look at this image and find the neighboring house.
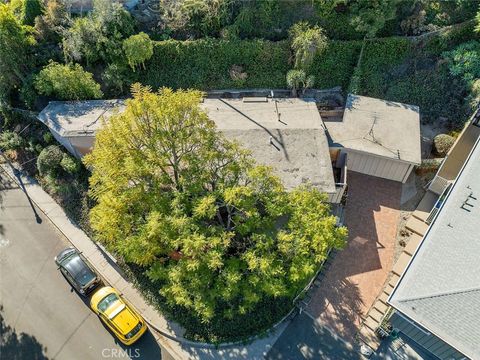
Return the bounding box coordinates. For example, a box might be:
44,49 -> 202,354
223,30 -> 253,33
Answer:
387,131 -> 480,360
37,93 -> 421,203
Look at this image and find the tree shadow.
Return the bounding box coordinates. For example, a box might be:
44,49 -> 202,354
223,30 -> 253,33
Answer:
266,312 -> 361,360
0,305 -> 49,360
306,172 -> 402,339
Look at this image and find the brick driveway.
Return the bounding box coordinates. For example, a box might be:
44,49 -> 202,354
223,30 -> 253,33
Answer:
306,172 -> 402,341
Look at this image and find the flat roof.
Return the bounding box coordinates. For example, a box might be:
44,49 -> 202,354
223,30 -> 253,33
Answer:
388,136 -> 480,359
38,100 -> 126,137
324,94 -> 421,164
201,98 -> 335,192
37,97 -> 336,193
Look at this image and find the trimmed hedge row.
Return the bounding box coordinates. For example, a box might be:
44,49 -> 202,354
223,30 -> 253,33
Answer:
310,40 -> 363,91
137,39 -> 362,92
356,37 -> 413,97
138,39 -> 291,90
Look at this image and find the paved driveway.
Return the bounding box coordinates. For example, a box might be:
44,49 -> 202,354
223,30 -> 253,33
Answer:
306,172 -> 402,341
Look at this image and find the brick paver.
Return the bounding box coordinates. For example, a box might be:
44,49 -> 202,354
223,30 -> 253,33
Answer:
307,172 -> 402,341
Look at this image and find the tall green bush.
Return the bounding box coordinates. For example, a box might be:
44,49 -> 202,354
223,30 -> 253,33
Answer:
37,145 -> 63,176
35,62 -> 103,100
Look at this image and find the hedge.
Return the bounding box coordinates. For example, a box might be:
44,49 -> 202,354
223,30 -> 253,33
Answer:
138,39 -> 291,90
355,37 -> 413,97
137,38 -> 363,92
309,40 -> 363,91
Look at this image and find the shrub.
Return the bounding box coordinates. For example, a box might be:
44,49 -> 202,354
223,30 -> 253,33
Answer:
42,131 -> 54,145
35,62 -> 103,100
286,69 -> 314,96
443,41 -> 480,85
433,134 -> 455,156
37,145 -> 63,176
60,154 -> 81,174
0,131 -> 24,150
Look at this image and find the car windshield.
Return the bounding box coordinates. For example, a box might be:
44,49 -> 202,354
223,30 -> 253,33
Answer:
98,293 -> 120,313
63,254 -> 96,286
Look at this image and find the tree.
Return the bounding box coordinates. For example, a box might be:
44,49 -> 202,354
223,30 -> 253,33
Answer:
289,21 -> 327,70
34,61 -> 103,100
62,0 -> 134,64
20,0 -> 43,26
286,69 -> 315,97
0,4 -> 35,100
349,0 -> 400,38
476,8 -> 480,33
34,0 -> 70,42
123,32 -> 153,71
84,85 -> 347,323
160,0 -> 233,38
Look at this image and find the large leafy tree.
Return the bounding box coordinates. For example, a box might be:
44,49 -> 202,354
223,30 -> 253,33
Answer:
35,61 -> 103,100
62,0 -> 135,64
84,85 -> 347,322
349,0 -> 400,38
0,3 -> 35,100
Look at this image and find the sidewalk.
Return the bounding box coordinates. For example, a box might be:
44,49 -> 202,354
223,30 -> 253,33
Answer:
0,160 -> 184,337
0,159 -> 288,359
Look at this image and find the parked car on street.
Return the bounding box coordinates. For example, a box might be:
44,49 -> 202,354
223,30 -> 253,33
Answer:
55,247 -> 100,296
90,286 -> 147,345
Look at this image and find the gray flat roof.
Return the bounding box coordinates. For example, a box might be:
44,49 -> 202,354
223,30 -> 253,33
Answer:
201,98 -> 335,192
388,136 -> 480,359
37,97 -> 336,193
38,100 -> 126,136
324,94 -> 421,164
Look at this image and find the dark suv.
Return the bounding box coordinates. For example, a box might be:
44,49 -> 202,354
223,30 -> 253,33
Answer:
55,248 -> 100,296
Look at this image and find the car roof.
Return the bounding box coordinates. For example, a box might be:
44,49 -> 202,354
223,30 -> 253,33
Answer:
63,253 -> 95,283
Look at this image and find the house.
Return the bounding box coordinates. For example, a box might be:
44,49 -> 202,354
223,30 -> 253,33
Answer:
387,131 -> 480,360
37,93 -> 421,203
323,94 -> 421,183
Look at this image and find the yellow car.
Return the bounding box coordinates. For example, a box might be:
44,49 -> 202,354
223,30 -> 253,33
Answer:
90,286 -> 147,345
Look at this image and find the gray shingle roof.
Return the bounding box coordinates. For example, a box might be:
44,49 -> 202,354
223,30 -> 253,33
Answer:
388,136 -> 480,359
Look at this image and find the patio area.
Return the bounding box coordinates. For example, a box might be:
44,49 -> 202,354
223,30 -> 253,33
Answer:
306,172 -> 402,341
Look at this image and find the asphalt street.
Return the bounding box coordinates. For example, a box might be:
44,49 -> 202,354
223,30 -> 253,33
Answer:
0,171 -> 162,360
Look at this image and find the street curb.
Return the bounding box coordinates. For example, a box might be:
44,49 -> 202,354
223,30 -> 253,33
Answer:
0,159 -> 294,350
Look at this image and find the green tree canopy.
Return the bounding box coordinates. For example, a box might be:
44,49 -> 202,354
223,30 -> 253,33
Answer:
123,32 -> 153,71
0,3 -> 35,100
349,0 -> 400,38
34,61 -> 103,100
289,21 -> 328,70
161,0 -> 233,38
20,0 -> 43,26
84,85 -> 347,322
62,0 -> 135,64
